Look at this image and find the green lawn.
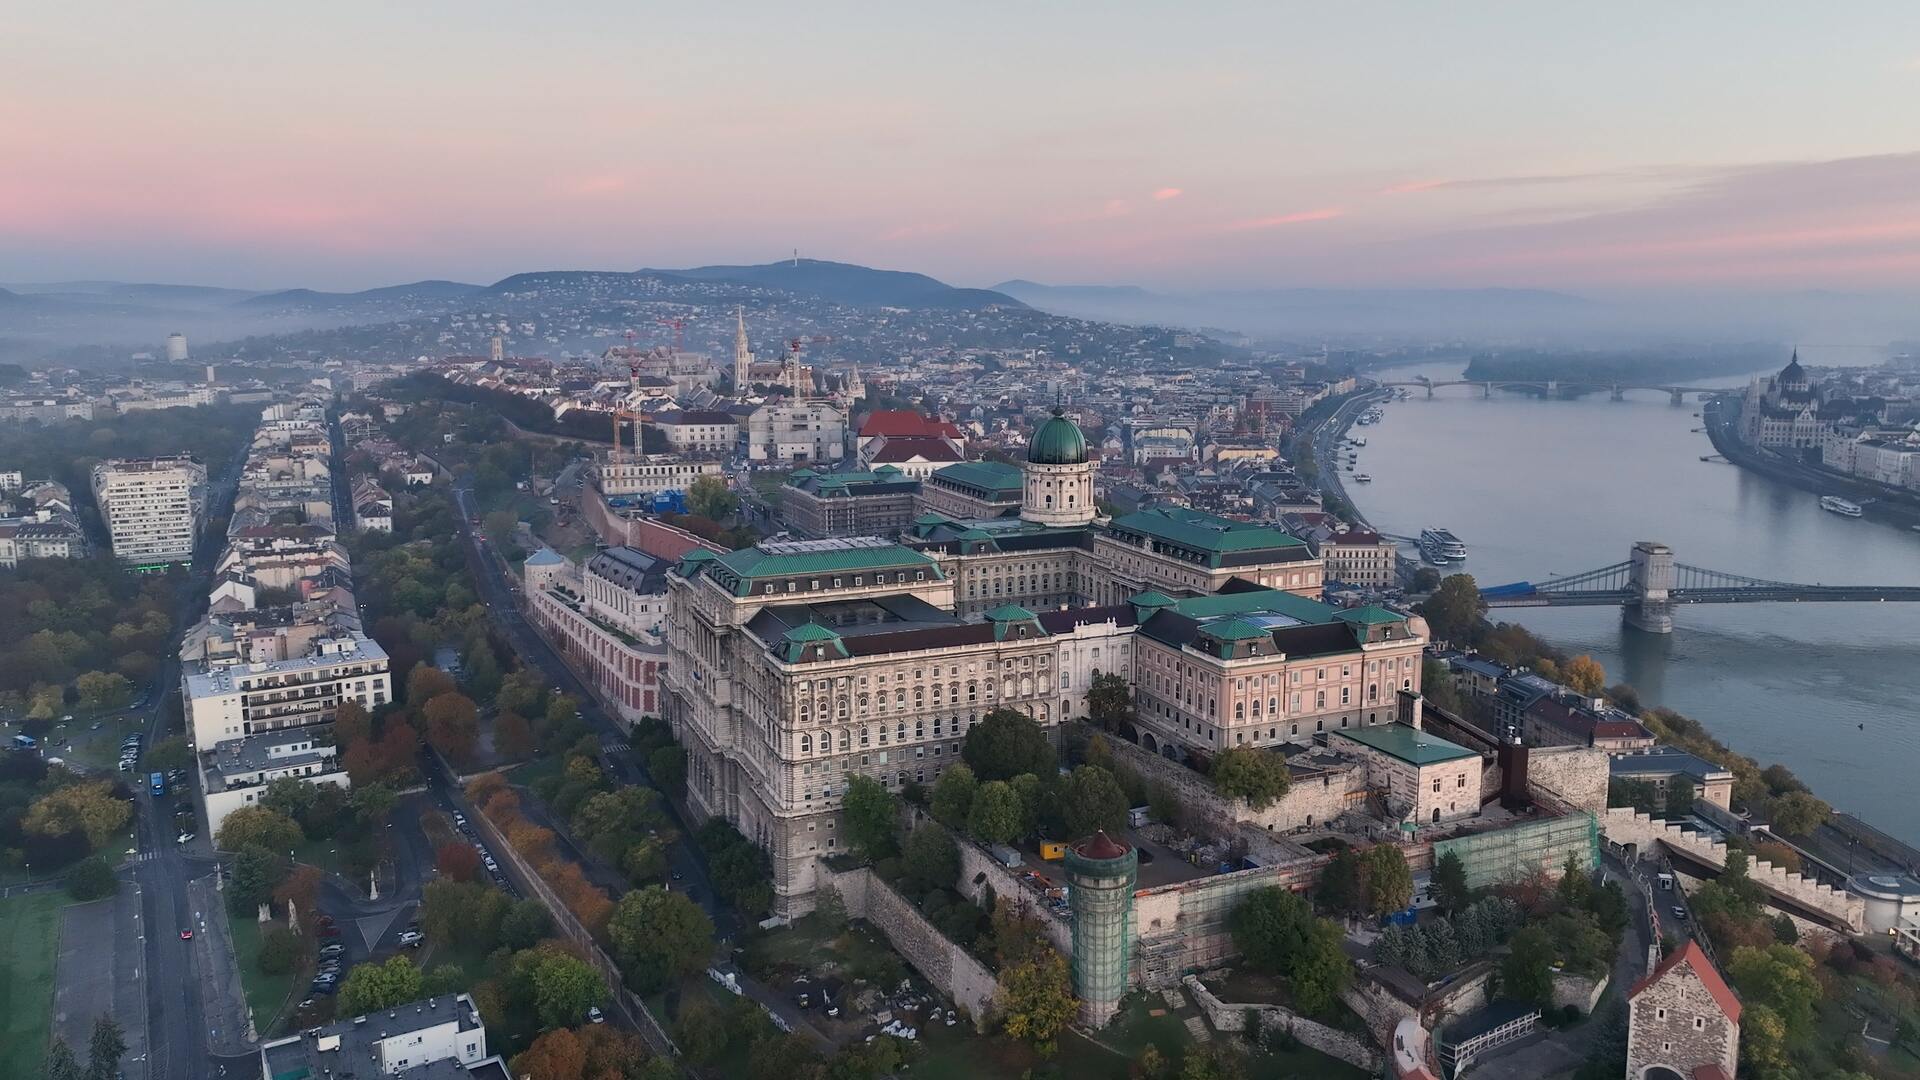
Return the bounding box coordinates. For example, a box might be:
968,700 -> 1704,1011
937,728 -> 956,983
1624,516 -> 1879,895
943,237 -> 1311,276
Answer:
420,938 -> 494,985
232,916 -> 299,1037
509,754 -> 566,791
292,835 -> 351,879
0,892 -> 67,1073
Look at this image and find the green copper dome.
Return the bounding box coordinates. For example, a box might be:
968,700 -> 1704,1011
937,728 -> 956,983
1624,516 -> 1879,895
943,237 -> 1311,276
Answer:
1028,407 -> 1088,465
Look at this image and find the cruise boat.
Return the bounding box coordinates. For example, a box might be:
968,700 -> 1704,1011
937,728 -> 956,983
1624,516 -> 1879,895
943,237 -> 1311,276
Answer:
1820,495 -> 1863,518
1420,527 -> 1468,563
1353,473 -> 1373,483
1350,437 -> 1367,447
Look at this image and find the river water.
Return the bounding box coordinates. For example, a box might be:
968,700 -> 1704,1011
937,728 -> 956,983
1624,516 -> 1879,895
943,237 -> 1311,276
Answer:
1348,354 -> 1920,842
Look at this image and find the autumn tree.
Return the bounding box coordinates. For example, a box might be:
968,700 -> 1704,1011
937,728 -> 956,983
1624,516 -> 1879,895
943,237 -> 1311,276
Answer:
1749,840 -> 1802,875
999,952 -> 1076,1057
333,699 -> 373,747
25,781 -> 132,849
511,1027 -> 587,1080
216,806 -> 304,855
408,664 -> 459,707
1768,791 -> 1831,837
1364,844 -> 1415,916
423,691 -> 480,764
494,709 -> 536,761
274,864 -> 324,924
437,842 -> 483,882
1561,655 -> 1606,696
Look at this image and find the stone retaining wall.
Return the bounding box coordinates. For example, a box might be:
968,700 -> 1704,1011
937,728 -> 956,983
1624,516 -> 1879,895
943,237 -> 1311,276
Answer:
953,837 -> 1074,956
1600,807 -> 1864,931
823,866 -> 999,1029
1528,746 -> 1609,812
1183,975 -> 1384,1073
1091,723 -> 1367,836
1551,971 -> 1609,1015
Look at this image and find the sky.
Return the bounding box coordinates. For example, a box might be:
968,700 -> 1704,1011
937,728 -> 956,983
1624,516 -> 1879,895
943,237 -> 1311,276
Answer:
6,2 -> 1920,293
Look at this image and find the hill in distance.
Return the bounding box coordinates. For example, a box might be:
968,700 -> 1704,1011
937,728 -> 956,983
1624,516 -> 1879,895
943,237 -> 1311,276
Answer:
236,279 -> 484,309
658,259 -> 1025,310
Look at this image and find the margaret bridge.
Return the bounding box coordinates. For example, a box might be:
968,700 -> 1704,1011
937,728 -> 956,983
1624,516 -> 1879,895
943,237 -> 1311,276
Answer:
1474,541 -> 1920,633
1377,375 -> 1726,404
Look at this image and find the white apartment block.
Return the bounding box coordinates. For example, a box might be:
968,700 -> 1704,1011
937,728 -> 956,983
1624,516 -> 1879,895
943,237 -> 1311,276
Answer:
258,994 -> 495,1079
596,455 -> 725,498
92,456 -> 207,565
183,634 -> 391,748
202,729 -> 348,839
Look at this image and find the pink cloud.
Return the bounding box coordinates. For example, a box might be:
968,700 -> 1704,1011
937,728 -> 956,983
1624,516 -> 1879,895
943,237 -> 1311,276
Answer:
1153,187 -> 1183,201
878,221 -> 958,242
1224,207 -> 1345,231
1381,179 -> 1446,195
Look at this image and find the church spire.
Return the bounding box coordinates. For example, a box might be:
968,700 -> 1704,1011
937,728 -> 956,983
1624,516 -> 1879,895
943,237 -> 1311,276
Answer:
733,306 -> 752,392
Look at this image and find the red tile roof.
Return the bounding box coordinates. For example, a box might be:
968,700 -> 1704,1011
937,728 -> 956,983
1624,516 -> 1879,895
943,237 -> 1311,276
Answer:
860,410 -> 962,440
1629,940 -> 1741,1024
867,437 -> 963,463
1692,1066 -> 1730,1080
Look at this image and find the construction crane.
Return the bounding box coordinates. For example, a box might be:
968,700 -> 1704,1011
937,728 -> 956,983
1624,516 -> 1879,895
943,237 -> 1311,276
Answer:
656,317 -> 686,350
611,408 -> 650,461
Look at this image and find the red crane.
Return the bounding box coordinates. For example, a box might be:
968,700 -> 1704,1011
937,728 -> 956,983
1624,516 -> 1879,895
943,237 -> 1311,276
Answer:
656,317 -> 686,349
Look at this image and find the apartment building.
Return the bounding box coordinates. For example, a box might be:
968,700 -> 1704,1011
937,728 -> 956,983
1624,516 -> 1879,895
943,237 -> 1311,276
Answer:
596,455 -> 724,498
257,994 -> 500,1080
524,546 -> 669,726
202,728 -> 347,838
743,401 -> 846,464
778,467 -> 921,538
653,410 -> 740,455
183,633 -> 391,748
92,456 -> 206,565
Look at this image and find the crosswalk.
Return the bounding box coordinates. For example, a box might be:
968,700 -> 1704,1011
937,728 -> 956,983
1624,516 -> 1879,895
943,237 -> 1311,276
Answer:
601,739 -> 631,753
126,851 -> 163,863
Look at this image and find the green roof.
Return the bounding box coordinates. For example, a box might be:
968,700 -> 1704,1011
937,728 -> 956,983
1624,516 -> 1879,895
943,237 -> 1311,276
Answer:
985,604 -> 1037,621
1201,618 -> 1271,641
929,459 -> 1023,495
1128,590 -> 1178,608
1110,506 -> 1307,560
782,621 -> 843,642
1027,407 -> 1088,465
779,622 -> 849,663
1169,589 -> 1337,623
1333,605 -> 1405,626
1335,724 -> 1477,766
710,541 -> 941,596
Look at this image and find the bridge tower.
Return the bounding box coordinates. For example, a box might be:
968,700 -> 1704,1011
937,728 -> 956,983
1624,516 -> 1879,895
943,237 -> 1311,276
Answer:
1625,541 -> 1676,633
1670,388 -> 1686,406
1610,385 -> 1625,402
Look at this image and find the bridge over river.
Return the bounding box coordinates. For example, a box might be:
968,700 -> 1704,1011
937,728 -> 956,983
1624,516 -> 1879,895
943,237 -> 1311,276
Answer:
1377,375 -> 1724,404
1478,541 -> 1920,633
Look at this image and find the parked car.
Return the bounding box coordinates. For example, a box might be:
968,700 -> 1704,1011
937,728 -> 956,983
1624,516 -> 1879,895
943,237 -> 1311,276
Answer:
179,929 -> 193,940
176,833 -> 194,844
587,1007 -> 605,1025
1672,906 -> 1689,921
398,930 -> 424,948
319,943 -> 345,957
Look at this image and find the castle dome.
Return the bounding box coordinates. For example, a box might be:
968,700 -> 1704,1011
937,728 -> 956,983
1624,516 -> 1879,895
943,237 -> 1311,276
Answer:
1027,407 -> 1088,465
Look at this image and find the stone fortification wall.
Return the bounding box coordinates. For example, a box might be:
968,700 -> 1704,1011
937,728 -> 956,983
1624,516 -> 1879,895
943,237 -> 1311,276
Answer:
1184,975 -> 1384,1073
1092,723 -> 1366,836
823,866 -> 999,1028
1528,746 -> 1609,812
1600,807 -> 1864,931
953,838 -> 1074,956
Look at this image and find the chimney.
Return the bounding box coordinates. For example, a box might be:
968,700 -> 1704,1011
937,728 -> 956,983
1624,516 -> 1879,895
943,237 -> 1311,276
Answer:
1497,736 -> 1530,810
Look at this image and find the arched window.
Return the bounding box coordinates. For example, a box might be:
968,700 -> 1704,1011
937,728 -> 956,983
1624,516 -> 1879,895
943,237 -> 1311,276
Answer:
800,734 -> 812,753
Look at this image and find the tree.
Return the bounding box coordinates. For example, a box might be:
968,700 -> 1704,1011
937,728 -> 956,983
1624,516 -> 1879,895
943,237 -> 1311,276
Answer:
500,900 -> 553,951
1316,847 -> 1365,916
257,926 -> 303,975
1750,840 -> 1802,875
929,763 -> 977,829
334,699 -> 373,747
495,709 -> 536,761
531,951 -> 605,1028
275,864 -> 323,925
840,775 -> 898,859
1210,747 -> 1291,809
1555,855 -> 1592,911
86,1015 -> 127,1080
437,841 -> 482,881
1428,850 -> 1472,915
339,954 -> 427,1015
423,691 -> 480,764
1410,566 -> 1442,592
1739,1004 -> 1792,1079
1179,1043 -> 1247,1080
407,665 -> 459,708
968,780 -> 1024,846
227,846 -> 290,915
1419,574 -> 1483,644
688,475 -> 738,522
44,1038 -> 82,1080
1769,791 -> 1831,837
647,744 -> 686,798
66,856 -> 117,901
143,736 -> 191,772
1086,672 -> 1134,730
1727,943 -> 1820,1034
999,952 -> 1076,1057
1666,777 -> 1696,816
1607,778 -> 1661,815
25,781 -> 131,849
1500,926 -> 1555,1007
962,710 -> 1055,781
350,782 -> 399,826
902,825 -> 960,894
1059,765 -> 1129,838
1364,845 -> 1415,916
512,1027 -> 588,1080
678,998 -> 731,1064
607,886 -> 714,992
1561,655 -> 1606,696
216,805 -> 304,855
75,670 -> 133,711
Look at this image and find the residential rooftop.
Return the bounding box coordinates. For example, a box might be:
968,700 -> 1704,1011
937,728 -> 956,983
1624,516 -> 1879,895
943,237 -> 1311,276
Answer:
1334,723 -> 1478,767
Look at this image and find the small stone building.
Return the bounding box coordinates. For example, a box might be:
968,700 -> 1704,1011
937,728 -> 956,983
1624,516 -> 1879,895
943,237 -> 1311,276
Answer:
1626,940 -> 1740,1080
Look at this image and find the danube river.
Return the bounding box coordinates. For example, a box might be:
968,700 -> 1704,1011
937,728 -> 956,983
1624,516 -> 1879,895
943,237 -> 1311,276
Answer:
1348,355 -> 1920,843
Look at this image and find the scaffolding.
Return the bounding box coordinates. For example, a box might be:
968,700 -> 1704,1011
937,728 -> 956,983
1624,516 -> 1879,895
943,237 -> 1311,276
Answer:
1066,837 -> 1138,1026
1432,812 -> 1599,891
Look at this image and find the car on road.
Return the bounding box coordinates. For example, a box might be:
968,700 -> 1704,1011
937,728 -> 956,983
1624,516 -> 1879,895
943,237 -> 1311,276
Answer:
180,929 -> 193,940
317,924 -> 340,937
587,1006 -> 605,1024
177,832 -> 194,844
90,721 -> 103,731
398,930 -> 424,948
1672,906 -> 1689,921
319,943 -> 344,957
